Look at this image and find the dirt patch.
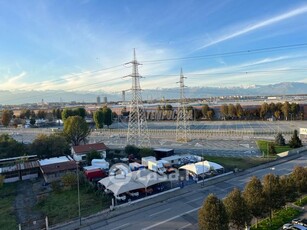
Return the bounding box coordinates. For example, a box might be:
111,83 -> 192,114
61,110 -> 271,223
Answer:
14,180 -> 45,230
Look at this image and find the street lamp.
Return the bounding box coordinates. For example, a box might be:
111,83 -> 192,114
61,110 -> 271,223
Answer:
269,167 -> 275,226
202,147 -> 205,188
76,162 -> 81,226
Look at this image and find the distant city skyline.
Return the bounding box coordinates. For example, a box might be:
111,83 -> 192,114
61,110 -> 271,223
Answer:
1,1 -> 307,95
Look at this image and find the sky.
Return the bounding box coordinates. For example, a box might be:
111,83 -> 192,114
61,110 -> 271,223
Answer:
1,0 -> 307,99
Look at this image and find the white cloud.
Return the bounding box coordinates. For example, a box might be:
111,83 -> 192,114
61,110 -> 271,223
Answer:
198,5 -> 307,50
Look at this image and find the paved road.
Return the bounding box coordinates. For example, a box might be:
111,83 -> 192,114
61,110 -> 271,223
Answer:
52,153 -> 307,230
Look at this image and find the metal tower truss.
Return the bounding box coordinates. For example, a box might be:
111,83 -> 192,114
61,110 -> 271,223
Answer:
125,49 -> 151,147
176,69 -> 190,142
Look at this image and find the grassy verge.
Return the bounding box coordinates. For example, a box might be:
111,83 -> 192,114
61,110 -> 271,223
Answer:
36,184 -> 111,225
203,155 -> 273,170
0,183 -> 18,230
256,140 -> 292,156
251,207 -> 301,230
294,195 -> 307,207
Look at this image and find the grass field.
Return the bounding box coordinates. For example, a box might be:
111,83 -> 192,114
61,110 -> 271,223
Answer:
36,184 -> 111,225
256,140 -> 292,156
251,207 -> 301,230
0,183 -> 18,230
203,155 -> 273,170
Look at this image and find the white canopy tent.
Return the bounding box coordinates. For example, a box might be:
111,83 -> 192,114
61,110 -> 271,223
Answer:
179,161 -> 224,175
179,163 -> 210,175
98,169 -> 169,195
131,169 -> 169,188
107,180 -> 144,196
196,161 -> 224,171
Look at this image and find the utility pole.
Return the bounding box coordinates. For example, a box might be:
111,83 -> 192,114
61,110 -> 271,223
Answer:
125,49 -> 151,147
176,69 -> 190,142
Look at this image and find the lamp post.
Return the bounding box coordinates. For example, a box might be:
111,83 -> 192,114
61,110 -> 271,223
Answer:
269,167 -> 275,226
202,147 -> 205,188
76,162 -> 81,226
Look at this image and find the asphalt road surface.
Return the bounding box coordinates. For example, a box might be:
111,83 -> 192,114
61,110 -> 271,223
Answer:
52,153 -> 307,230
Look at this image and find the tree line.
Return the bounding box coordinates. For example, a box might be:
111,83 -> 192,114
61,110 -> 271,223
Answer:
201,101 -> 303,121
199,166 -> 307,229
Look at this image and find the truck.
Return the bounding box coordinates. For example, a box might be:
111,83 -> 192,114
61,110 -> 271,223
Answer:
84,168 -> 107,181
147,160 -> 166,174
91,159 -> 109,171
141,156 -> 156,167
129,162 -> 145,171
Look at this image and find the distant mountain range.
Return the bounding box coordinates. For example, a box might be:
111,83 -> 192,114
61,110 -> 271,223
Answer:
0,82 -> 306,105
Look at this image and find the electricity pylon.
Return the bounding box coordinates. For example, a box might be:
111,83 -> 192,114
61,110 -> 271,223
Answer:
176,69 -> 190,142
126,49 -> 151,147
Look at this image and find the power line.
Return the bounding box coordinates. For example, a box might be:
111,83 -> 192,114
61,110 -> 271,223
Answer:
142,43 -> 307,63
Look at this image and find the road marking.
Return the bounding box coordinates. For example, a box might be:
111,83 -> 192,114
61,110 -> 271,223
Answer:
178,223 -> 192,229
185,197 -> 203,204
142,207 -> 200,230
149,208 -> 171,217
110,223 -> 131,230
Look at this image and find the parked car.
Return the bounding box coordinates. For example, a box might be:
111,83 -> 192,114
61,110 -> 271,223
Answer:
291,224 -> 307,230
138,187 -> 153,194
115,194 -> 126,201
293,219 -> 302,225
282,223 -> 292,229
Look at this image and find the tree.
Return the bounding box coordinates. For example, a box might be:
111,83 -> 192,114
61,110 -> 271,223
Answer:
37,110 -> 46,119
274,110 -> 281,120
0,134 -> 28,158
75,107 -> 86,119
125,145 -> 140,155
235,103 -> 244,119
1,110 -> 13,127
262,174 -> 285,222
243,176 -> 266,228
62,172 -> 77,189
20,109 -> 31,119
220,104 -> 228,120
291,166 -> 307,198
275,132 -> 285,146
280,175 -> 298,202
268,143 -> 276,155
30,118 -> 36,126
201,104 -> 209,119
198,193 -> 229,230
260,102 -> 269,119
31,133 -> 70,159
228,104 -> 236,119
288,129 -> 302,148
281,101 -> 290,120
207,110 -> 214,120
63,116 -> 90,146
165,104 -> 173,110
56,108 -> 62,119
93,110 -> 104,128
268,102 -> 276,115
86,150 -> 102,166
102,106 -> 113,127
224,188 -> 251,229
139,147 -> 154,158
290,103 -> 300,119
61,108 -> 75,121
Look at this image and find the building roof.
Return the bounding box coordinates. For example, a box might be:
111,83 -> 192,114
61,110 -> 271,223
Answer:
0,161 -> 40,173
39,156 -> 73,166
40,161 -> 77,174
72,143 -> 108,155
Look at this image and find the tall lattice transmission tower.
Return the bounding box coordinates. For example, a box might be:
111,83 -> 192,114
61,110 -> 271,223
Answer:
126,49 -> 151,147
176,69 -> 190,142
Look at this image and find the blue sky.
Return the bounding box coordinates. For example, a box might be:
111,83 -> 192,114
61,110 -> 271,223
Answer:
1,0 -> 307,94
